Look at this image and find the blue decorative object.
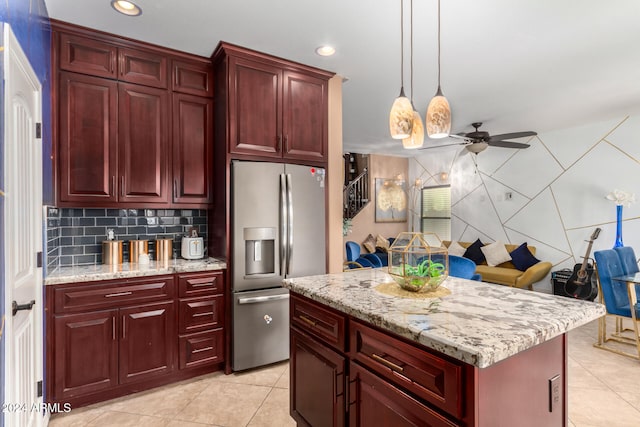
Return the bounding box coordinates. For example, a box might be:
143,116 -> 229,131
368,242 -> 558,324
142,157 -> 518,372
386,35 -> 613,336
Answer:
614,204 -> 624,248
509,242 -> 541,271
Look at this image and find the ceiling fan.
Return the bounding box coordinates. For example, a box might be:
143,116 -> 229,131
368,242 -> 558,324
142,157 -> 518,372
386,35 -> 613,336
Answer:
420,122 -> 537,154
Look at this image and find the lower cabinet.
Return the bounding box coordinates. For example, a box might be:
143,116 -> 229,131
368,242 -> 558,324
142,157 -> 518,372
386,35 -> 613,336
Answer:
119,302 -> 175,384
290,327 -> 346,427
348,362 -> 457,427
47,271 -> 226,407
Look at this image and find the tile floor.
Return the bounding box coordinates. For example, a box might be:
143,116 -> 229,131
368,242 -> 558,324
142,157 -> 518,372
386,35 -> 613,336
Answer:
49,319 -> 640,427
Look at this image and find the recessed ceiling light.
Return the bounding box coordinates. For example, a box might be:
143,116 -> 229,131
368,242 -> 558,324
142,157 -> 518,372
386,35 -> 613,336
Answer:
111,0 -> 142,16
315,46 -> 336,57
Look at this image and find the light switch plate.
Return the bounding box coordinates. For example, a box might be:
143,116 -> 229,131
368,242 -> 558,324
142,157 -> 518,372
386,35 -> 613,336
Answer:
549,374 -> 561,412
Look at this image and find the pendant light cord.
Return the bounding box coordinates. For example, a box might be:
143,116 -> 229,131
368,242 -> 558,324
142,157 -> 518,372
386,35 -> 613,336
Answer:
410,0 -> 414,102
437,0 -> 441,90
400,0 -> 405,90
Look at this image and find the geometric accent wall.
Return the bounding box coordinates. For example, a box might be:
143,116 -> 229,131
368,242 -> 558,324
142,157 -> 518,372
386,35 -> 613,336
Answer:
410,115 -> 640,293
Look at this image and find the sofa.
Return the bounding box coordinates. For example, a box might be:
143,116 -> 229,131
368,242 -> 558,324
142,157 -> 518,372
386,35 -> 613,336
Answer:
443,241 -> 553,290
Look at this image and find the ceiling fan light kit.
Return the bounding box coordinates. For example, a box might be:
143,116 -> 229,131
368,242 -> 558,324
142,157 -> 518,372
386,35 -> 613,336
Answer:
389,0 -> 414,140
426,0 -> 451,139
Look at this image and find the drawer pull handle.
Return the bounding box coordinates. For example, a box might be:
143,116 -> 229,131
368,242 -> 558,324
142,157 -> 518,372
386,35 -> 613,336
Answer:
193,312 -> 213,317
298,315 -> 317,327
104,291 -> 133,298
192,346 -> 213,354
191,282 -> 214,288
372,353 -> 404,373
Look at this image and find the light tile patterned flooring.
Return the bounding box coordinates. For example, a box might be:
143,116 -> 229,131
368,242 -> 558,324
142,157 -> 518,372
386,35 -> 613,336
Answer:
50,320 -> 640,427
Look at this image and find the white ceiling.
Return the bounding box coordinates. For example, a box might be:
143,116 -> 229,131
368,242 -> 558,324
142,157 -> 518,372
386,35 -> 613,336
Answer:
44,0 -> 640,157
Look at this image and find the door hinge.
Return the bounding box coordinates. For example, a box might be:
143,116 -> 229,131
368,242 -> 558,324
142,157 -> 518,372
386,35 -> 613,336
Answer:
36,122 -> 42,139
37,380 -> 43,397
36,251 -> 43,268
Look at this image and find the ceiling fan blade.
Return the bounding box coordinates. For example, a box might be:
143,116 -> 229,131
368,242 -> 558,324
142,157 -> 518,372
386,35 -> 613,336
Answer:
418,142 -> 468,150
487,140 -> 530,149
488,131 -> 537,142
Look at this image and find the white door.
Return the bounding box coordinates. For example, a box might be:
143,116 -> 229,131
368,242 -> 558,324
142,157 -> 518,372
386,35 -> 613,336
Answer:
3,25 -> 44,427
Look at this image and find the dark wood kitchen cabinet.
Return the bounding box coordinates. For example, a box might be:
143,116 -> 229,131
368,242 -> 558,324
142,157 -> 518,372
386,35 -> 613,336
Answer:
58,73 -> 169,204
172,94 -> 213,204
59,32 -> 168,89
58,71 -> 118,204
289,292 -> 472,427
52,20 -> 213,208
46,270 -> 227,408
213,42 -> 333,166
118,83 -> 170,204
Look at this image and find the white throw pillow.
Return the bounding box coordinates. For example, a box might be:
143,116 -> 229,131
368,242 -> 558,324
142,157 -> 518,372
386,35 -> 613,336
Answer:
447,241 -> 467,257
480,241 -> 512,267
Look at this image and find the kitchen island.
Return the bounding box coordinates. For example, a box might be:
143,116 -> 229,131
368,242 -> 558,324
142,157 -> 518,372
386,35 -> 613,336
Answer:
283,268 -> 605,427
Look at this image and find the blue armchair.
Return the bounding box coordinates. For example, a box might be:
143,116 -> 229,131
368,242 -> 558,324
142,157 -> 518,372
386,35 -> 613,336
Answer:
345,241 -> 383,269
448,255 -> 482,281
593,249 -> 640,360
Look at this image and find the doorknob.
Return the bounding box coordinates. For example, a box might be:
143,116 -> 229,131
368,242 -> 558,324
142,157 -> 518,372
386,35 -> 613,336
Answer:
12,300 -> 36,317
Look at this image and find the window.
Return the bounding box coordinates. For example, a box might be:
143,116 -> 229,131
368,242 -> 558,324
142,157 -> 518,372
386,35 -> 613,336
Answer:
420,185 -> 451,240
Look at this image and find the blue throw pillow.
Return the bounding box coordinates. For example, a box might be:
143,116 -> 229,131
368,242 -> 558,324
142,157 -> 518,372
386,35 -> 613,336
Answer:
463,239 -> 486,265
509,243 -> 540,271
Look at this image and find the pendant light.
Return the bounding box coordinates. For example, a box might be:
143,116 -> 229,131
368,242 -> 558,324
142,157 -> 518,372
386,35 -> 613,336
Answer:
389,0 -> 413,140
426,0 -> 451,139
403,0 -> 424,149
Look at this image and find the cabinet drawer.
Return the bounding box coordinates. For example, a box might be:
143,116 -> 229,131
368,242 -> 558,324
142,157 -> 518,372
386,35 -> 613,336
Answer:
291,293 -> 346,352
54,276 -> 174,313
349,320 -> 464,419
179,295 -> 224,334
178,271 -> 223,297
179,329 -> 224,369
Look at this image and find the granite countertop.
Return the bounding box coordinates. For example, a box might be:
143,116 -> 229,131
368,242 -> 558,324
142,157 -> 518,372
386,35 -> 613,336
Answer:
45,257 -> 227,285
283,268 -> 606,368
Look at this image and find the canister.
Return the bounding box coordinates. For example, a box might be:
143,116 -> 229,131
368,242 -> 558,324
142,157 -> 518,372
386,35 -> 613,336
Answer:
129,240 -> 149,263
102,240 -> 123,265
155,238 -> 173,261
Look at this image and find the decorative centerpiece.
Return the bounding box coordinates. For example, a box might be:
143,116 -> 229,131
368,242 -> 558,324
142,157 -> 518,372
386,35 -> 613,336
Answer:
388,232 -> 449,292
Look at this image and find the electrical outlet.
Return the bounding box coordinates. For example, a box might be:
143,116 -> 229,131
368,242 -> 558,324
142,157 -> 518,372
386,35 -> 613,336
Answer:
549,374 -> 560,412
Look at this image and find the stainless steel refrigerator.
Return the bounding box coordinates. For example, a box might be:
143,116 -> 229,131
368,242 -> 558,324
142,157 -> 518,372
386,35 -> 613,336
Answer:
231,160 -> 326,371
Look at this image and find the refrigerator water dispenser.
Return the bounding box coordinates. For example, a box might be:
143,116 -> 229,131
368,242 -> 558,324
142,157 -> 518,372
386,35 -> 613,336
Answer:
244,227 -> 276,275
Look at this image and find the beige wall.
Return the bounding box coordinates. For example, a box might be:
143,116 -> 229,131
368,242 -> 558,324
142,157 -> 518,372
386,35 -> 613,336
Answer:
327,76 -> 344,273
344,154 -> 409,259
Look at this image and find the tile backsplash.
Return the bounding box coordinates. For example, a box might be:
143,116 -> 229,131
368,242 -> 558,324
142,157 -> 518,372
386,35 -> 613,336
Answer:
46,207 -> 208,270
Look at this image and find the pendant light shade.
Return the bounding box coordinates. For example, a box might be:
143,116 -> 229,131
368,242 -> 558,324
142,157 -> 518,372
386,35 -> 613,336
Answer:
403,108 -> 425,149
426,87 -> 451,138
426,0 -> 451,139
390,88 -> 414,139
389,0 -> 413,140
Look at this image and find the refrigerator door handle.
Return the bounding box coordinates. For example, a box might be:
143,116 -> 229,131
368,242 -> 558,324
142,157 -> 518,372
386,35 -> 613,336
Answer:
280,173 -> 288,276
286,173 -> 294,276
237,294 -> 290,304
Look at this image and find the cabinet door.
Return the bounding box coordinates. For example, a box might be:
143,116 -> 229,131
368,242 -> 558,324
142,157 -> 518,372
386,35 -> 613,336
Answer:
119,47 -> 168,89
282,71 -> 328,162
59,72 -> 118,203
348,362 -> 458,427
54,310 -> 118,399
119,301 -> 175,384
118,83 -> 170,204
290,328 -> 345,427
58,33 -> 118,79
172,93 -> 213,204
228,57 -> 282,157
172,59 -> 214,97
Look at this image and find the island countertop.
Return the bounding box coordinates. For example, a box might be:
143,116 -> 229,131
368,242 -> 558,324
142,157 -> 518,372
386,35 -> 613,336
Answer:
283,268 -> 605,368
45,257 -> 227,285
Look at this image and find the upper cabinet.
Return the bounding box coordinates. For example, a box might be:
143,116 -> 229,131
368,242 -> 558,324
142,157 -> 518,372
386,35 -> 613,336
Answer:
52,21 -> 214,208
213,42 -> 334,165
